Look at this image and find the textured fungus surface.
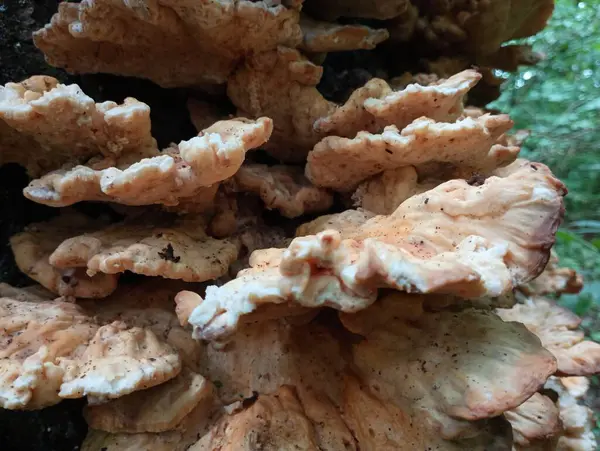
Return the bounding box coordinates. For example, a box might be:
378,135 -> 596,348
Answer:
34,0 -> 303,87
23,116 -> 273,208
186,161 -> 566,340
2,2 -> 595,451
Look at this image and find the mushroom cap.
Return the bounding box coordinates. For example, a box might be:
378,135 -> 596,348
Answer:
306,113 -> 516,192
226,163 -> 333,218
24,117 -> 273,208
351,166 -> 438,215
10,212 -> 119,298
345,297 -> 557,423
227,47 -> 335,162
504,392 -> 561,448
299,15 -> 389,53
34,0 -> 302,87
0,76 -> 153,177
195,320 -> 346,406
58,321 -> 182,401
341,374 -> 513,451
497,297 -> 600,376
190,385 -> 355,451
520,251 -> 584,296
187,160 -> 565,340
50,216 -> 241,283
84,368 -> 215,433
0,280 -> 203,410
0,296 -> 98,409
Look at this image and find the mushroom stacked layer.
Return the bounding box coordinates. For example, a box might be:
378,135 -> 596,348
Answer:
1,1 -> 597,449
32,0 -> 553,105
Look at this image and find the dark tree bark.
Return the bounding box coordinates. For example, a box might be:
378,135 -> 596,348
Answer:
0,0 -> 67,84
0,4 -> 88,450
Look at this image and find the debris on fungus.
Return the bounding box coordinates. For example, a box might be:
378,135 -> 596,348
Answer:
49,216 -> 241,283
306,113 -> 517,191
0,295 -> 98,409
1,3 -> 596,451
185,160 -> 565,340
10,212 -> 120,298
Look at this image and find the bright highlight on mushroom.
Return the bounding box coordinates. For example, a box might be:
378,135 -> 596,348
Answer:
0,1 -> 596,450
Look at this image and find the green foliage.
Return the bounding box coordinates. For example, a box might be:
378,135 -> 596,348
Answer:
491,0 -> 600,309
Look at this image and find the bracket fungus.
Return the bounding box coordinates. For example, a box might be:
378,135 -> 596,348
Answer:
0,2 -> 597,450
504,375 -> 598,451
185,160 -> 565,340
34,0 -> 304,87
83,368 -> 214,433
225,163 -> 333,218
228,54 -> 484,162
58,321 -> 182,401
1,73 -> 272,211
307,113 -> 518,191
0,284 -> 190,411
10,212 -> 120,298
499,286 -> 599,450
351,166 -> 438,215
227,47 -> 335,163
189,385 -> 354,451
49,216 -> 241,283
0,76 -> 153,177
520,251 -> 584,297
10,213 -> 241,296
497,297 -> 600,377
546,377 -> 598,450
299,15 -> 390,53
23,114 -> 273,209
0,295 -> 98,409
314,69 -> 482,137
504,392 -> 562,449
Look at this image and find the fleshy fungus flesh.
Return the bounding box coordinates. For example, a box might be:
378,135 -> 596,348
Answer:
0,2 -> 596,450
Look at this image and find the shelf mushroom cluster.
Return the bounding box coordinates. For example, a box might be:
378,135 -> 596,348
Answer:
0,1 -> 597,450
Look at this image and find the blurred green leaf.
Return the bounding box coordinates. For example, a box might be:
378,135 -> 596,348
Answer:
578,98 -> 600,113
575,294 -> 594,316
572,220 -> 600,235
